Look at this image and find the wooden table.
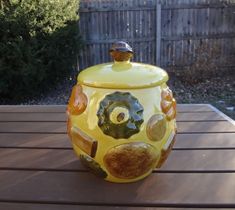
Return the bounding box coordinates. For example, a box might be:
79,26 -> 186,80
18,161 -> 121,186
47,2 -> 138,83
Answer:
0,104 -> 235,210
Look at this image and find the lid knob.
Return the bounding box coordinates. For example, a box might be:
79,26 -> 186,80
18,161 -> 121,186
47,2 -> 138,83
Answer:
109,41 -> 133,62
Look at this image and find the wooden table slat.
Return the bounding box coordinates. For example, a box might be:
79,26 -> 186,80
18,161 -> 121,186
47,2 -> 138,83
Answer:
176,112 -> 226,121
0,104 -> 234,209
1,133 -> 235,149
1,148 -> 235,172
1,171 -> 235,206
0,113 -> 67,122
0,104 -> 214,113
174,133 -> 235,149
1,121 -> 234,133
0,111 -> 225,122
0,203 -> 128,210
0,105 -> 66,113
0,122 -> 66,133
177,121 -> 235,133
176,104 -> 214,112
0,203 -> 231,210
0,133 -> 71,148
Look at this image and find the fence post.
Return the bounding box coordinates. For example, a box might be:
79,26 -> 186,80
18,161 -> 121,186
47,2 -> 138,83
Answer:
156,1 -> 161,66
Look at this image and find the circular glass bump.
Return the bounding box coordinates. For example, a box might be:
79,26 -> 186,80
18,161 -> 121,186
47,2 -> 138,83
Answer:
67,117 -> 72,139
174,120 -> 178,133
104,142 -> 159,179
97,92 -> 144,139
156,135 -> 176,168
146,114 -> 167,141
166,106 -> 176,121
161,100 -> 172,114
109,107 -> 130,124
172,98 -> 177,110
67,84 -> 88,115
166,98 -> 177,121
161,87 -> 173,101
80,154 -> 107,178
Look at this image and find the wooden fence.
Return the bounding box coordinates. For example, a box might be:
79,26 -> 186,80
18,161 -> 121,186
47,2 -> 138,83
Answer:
78,0 -> 235,72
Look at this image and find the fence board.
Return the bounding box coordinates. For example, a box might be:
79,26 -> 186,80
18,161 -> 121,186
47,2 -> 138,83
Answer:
78,0 -> 235,72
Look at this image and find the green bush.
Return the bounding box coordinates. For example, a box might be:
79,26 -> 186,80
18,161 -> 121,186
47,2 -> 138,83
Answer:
0,0 -> 82,101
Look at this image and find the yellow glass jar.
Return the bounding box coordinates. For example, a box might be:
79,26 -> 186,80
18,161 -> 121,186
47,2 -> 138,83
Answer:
67,41 -> 177,183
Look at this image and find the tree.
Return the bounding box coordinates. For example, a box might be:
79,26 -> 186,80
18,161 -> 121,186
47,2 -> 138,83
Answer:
0,0 -> 82,101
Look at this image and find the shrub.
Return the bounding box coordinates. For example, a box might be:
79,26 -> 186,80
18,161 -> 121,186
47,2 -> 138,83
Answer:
0,0 -> 82,101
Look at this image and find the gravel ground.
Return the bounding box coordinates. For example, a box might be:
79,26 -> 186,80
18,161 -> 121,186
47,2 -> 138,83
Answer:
4,71 -> 235,120
24,72 -> 78,105
169,74 -> 235,120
